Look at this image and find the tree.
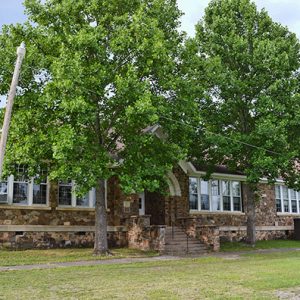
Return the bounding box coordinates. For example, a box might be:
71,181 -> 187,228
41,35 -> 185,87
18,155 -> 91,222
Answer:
187,0 -> 300,245
0,0 -> 194,254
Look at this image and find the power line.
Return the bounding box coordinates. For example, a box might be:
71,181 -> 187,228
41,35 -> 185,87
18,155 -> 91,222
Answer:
158,115 -> 283,156
22,67 -> 286,156
5,65 -> 290,157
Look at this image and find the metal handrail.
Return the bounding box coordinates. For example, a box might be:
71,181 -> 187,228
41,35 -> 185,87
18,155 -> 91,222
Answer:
171,221 -> 175,239
173,220 -> 191,254
186,233 -> 189,254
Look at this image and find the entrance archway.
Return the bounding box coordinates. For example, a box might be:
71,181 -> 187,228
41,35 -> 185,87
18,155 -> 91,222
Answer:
144,172 -> 182,225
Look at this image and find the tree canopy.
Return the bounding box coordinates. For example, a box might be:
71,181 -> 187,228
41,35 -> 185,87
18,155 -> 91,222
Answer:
0,0 -> 199,254
187,0 -> 300,185
185,0 -> 300,244
0,0 -> 195,194
1,0 -> 300,248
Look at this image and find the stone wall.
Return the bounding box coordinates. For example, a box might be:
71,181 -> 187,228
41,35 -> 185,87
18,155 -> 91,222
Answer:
1,166 -> 299,250
0,178 -> 135,249
219,228 -> 293,242
177,217 -> 220,251
128,216 -> 165,251
164,167 -> 190,225
172,171 -> 298,242
0,208 -> 95,226
0,230 -> 127,250
0,177 -> 139,228
107,177 -> 139,226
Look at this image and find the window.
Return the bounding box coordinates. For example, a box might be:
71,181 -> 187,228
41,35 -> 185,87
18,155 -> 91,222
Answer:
291,189 -> 297,213
201,180 -> 210,210
0,180 -> 8,203
1,165 -> 49,206
33,169 -> 48,205
276,185 -> 300,214
58,181 -> 96,208
189,177 -> 243,212
58,180 -> 72,206
189,177 -> 198,210
76,193 -> 90,207
275,185 -> 282,212
298,191 -> 300,215
13,165 -> 29,204
282,187 -> 289,213
211,180 -> 220,211
222,181 -> 231,211
232,181 -> 242,211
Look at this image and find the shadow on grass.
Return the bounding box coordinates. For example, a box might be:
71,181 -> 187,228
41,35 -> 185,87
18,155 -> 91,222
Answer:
220,239 -> 300,252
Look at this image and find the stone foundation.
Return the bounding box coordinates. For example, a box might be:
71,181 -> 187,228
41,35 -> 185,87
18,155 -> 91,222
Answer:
1,168 -> 300,251
177,217 -> 220,251
0,229 -> 127,250
128,216 -> 165,251
219,227 -> 293,242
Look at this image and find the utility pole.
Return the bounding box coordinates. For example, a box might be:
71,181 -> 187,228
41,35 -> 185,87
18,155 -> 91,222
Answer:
0,42 -> 26,179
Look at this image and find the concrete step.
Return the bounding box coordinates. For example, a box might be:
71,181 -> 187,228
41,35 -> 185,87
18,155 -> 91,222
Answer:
165,244 -> 207,248
165,236 -> 202,242
164,244 -> 206,248
165,237 -> 196,241
165,230 -> 187,234
163,226 -> 209,255
165,249 -> 207,254
165,239 -> 193,243
165,233 -> 190,237
165,242 -> 203,247
163,250 -> 208,256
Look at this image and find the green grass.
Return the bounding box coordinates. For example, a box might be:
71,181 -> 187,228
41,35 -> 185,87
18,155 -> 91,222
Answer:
221,239 -> 300,252
1,251 -> 300,299
0,248 -> 158,266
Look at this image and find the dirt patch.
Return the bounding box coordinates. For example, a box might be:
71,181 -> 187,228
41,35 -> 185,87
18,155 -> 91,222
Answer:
220,254 -> 241,260
276,287 -> 300,299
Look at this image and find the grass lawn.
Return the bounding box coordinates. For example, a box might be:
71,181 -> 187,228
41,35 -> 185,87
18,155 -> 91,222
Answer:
221,239 -> 300,252
1,251 -> 300,299
0,248 -> 158,266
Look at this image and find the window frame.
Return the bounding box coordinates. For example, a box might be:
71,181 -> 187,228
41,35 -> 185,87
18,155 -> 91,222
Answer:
58,181 -> 107,209
0,174 -> 50,207
189,177 -> 243,213
275,185 -> 300,215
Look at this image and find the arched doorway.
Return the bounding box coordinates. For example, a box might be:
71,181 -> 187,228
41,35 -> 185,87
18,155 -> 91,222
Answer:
142,172 -> 182,225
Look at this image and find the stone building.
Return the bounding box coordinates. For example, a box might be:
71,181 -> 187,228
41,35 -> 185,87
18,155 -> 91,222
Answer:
0,160 -> 297,252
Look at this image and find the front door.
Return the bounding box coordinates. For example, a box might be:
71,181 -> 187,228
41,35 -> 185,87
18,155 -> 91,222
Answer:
145,191 -> 165,225
138,192 -> 145,215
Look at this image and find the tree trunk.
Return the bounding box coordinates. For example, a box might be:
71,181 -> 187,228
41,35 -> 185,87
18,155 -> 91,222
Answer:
244,183 -> 256,246
93,179 -> 109,255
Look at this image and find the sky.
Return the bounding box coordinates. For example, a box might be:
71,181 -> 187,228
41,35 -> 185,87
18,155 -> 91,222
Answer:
178,0 -> 300,38
0,0 -> 299,37
0,0 -> 300,106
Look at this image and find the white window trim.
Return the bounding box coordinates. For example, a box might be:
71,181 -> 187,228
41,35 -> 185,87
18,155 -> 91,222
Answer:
58,180 -> 107,209
189,177 -> 243,213
5,175 -> 49,206
138,192 -> 145,216
276,184 -> 300,215
298,191 -> 300,214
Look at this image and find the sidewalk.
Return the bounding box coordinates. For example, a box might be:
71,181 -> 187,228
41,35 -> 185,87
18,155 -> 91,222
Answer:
1,247 -> 300,272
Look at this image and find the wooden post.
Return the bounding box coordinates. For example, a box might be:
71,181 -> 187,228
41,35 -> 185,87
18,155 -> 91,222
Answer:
0,42 -> 26,179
